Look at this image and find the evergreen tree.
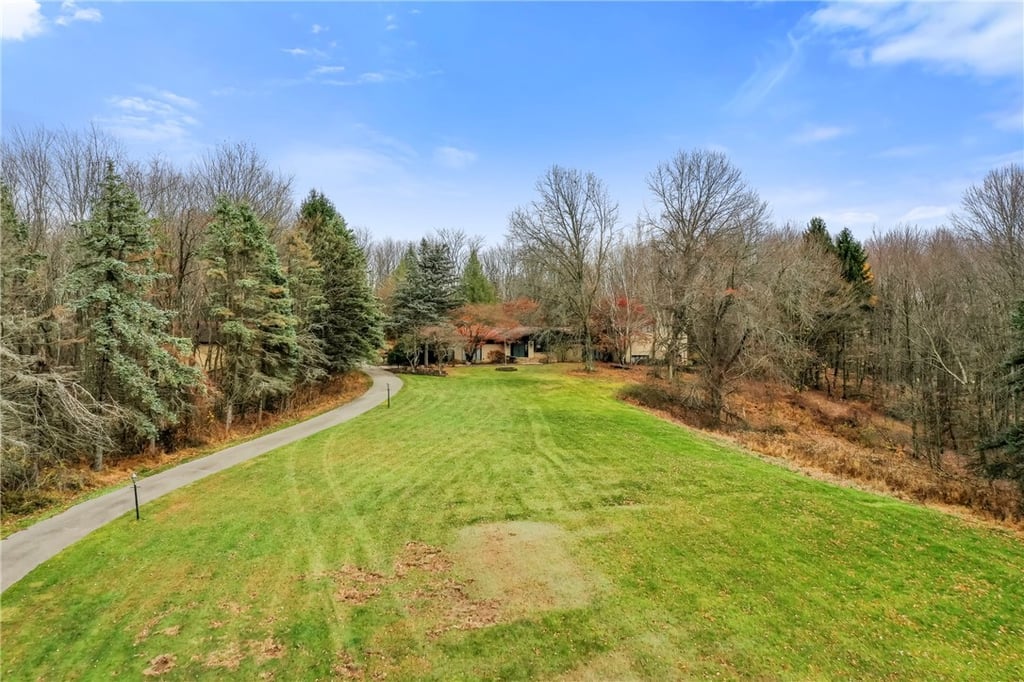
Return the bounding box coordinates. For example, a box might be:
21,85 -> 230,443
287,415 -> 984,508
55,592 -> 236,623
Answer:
388,239 -> 463,366
390,238 -> 463,331
68,163 -> 201,467
297,191 -> 383,372
460,249 -> 498,304
834,227 -> 874,303
804,216 -> 836,256
1,183 -> 46,348
203,198 -> 298,429
281,229 -> 328,385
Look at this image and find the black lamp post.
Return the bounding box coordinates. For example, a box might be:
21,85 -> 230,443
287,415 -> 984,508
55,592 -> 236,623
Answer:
130,472 -> 140,520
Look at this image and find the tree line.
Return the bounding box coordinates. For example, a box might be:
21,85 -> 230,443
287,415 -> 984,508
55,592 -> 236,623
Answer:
2,125 -> 1021,510
1,126 -> 381,502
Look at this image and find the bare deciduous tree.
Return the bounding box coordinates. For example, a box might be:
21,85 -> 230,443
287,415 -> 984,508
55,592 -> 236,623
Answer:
645,149 -> 770,380
508,166 -> 618,370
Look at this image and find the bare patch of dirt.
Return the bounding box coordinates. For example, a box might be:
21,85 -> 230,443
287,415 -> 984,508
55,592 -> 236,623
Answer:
249,636 -> 286,663
159,625 -> 181,636
394,540 -> 453,576
329,565 -> 391,605
409,577 -> 502,639
142,654 -> 177,676
316,527 -> 598,674
204,641 -> 245,671
452,521 -> 599,617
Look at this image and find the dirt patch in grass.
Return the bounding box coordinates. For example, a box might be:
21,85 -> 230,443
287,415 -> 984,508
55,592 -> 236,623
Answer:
451,521 -> 598,617
203,641 -> 245,671
249,636 -> 286,663
394,540 -> 453,576
321,525 -> 598,674
142,653 -> 177,676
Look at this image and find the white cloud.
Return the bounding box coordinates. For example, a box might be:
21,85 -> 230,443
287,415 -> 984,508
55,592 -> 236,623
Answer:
54,0 -> 101,27
987,106 -> 1023,132
811,2 -> 1024,77
385,13 -> 398,31
311,23 -> 327,34
832,210 -> 879,226
434,146 -> 477,170
312,65 -> 346,75
789,125 -> 851,144
730,32 -> 805,112
282,47 -> 326,58
321,70 -> 423,86
2,0 -> 45,41
900,205 -> 952,222
97,88 -> 200,143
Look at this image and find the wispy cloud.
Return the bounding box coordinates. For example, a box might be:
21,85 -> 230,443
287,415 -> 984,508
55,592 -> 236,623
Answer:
2,0 -> 45,40
434,146 -> 477,170
900,205 -> 951,223
811,1 -> 1024,77
311,23 -> 327,35
282,47 -> 327,58
97,88 -> 200,143
385,13 -> 398,31
789,125 -> 852,144
54,0 -> 101,27
311,65 -> 346,75
321,69 -> 429,87
827,210 -> 879,228
730,31 -> 805,113
987,105 -> 1023,132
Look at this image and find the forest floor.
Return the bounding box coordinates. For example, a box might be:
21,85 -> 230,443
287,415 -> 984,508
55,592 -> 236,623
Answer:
1,364 -> 1021,680
0,372 -> 371,538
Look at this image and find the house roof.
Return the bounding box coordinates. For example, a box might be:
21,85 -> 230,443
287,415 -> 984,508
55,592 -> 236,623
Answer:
480,325 -> 538,342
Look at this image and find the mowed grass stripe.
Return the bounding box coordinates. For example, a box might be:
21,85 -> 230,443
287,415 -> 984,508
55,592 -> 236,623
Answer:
1,365 -> 1022,680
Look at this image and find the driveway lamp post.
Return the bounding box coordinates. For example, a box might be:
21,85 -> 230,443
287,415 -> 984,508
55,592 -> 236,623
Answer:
130,472 -> 140,520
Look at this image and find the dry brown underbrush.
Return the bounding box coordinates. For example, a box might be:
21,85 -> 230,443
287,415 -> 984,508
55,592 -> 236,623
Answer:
621,370 -> 1023,533
1,372 -> 370,528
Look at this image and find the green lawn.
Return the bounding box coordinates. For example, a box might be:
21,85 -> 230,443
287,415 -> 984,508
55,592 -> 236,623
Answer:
2,365 -> 1022,680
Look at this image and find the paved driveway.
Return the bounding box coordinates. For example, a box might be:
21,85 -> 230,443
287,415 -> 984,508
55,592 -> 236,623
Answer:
1,367 -> 402,592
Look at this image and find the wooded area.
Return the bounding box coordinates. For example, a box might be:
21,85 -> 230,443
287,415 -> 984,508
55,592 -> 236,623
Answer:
1,126 -> 1021,517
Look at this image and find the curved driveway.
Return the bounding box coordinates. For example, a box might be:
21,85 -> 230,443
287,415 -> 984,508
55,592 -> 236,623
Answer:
1,366 -> 402,592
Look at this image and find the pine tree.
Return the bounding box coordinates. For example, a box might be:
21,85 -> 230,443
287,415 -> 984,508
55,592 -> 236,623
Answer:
460,249 -> 497,304
834,227 -> 874,304
388,239 -> 463,366
804,216 -> 836,256
280,229 -> 328,386
297,191 -> 383,372
203,198 -> 298,429
1,183 -> 46,350
68,162 -> 201,468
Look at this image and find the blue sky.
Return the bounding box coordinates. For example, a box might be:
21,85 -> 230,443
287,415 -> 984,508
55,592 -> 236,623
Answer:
3,1 -> 1022,244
